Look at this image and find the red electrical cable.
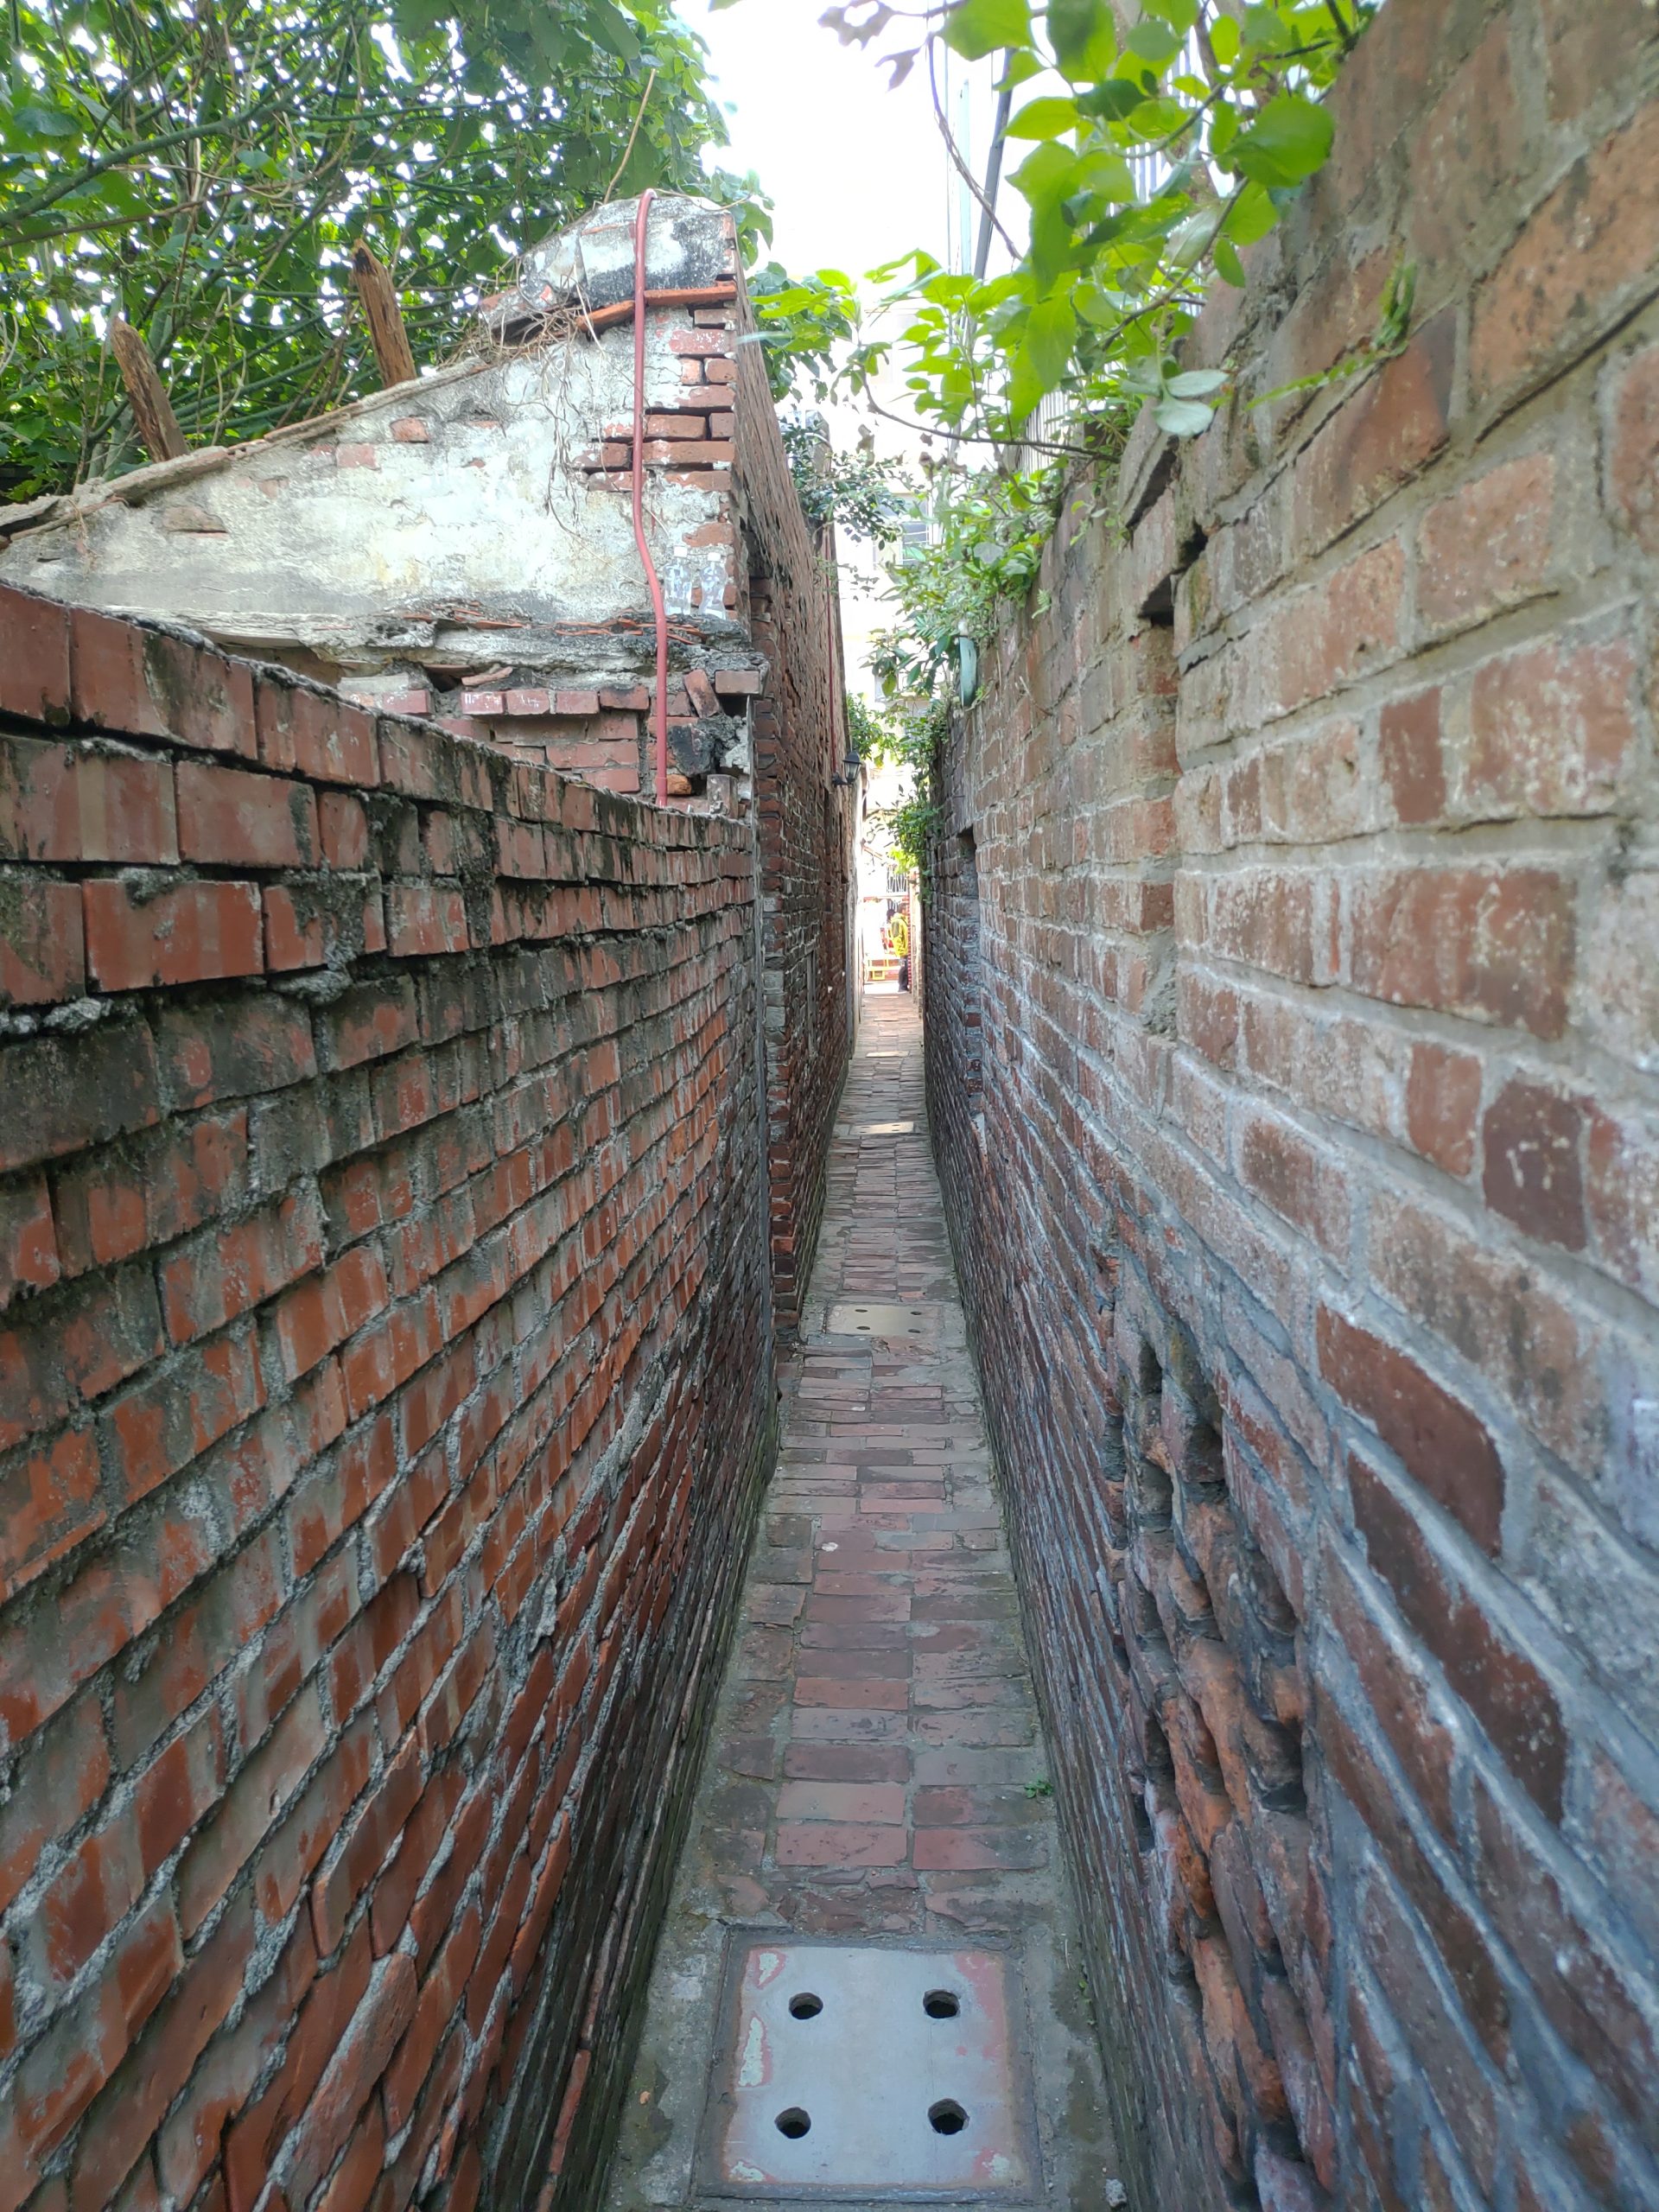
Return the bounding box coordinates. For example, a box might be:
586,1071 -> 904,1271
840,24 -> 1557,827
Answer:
629,189 -> 671,808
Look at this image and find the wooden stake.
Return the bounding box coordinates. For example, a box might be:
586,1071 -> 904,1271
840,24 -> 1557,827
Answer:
109,317 -> 187,463
352,244 -> 417,389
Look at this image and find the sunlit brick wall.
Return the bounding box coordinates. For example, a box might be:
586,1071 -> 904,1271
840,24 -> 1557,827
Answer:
0,588 -> 775,2212
924,2 -> 1659,2206
731,305 -> 859,1337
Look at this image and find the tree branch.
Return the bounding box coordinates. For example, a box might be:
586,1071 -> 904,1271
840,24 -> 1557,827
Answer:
0,99 -> 271,232
927,35 -> 1020,264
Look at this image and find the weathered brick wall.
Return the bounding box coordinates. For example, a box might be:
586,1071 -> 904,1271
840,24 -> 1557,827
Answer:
733,321 -> 857,1335
925,3 -> 1659,2207
0,587 -> 775,2212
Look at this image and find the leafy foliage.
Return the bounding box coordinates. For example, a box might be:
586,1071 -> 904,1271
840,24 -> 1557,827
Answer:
0,0 -> 746,498
845,690 -> 894,762
864,698 -> 948,883
781,415 -> 912,543
869,461 -> 1065,700
845,690 -> 938,882
817,0 -> 1375,450
747,263 -> 861,403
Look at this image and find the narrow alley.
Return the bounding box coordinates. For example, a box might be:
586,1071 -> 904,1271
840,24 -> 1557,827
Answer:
4,4 -> 1658,2207
605,988 -> 1116,2208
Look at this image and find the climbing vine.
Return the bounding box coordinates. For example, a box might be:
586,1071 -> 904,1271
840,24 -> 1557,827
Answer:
781,416 -> 912,542
749,265 -> 864,404
749,0 -> 1381,734
751,1 -> 1381,884
869,460 -> 1066,698
810,0 -> 1376,450
850,692 -> 948,884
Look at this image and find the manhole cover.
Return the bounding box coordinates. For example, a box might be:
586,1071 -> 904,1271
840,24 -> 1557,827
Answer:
698,1938 -> 1036,2198
824,1303 -> 932,1338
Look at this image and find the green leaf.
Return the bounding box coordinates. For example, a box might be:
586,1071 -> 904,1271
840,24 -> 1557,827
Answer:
1123,19 -> 1180,67
584,1 -> 641,61
1143,0 -> 1198,27
942,0 -> 1033,61
1166,203 -> 1220,268
1225,179 -> 1281,245
1026,285 -> 1077,387
995,48 -> 1044,87
1027,198 -> 1074,290
1005,341 -> 1047,423
10,100 -> 81,138
1212,235 -> 1247,287
969,272 -> 1029,311
919,272 -> 978,306
1242,3 -> 1294,52
1075,206 -> 1135,256
1230,92 -> 1333,186
1074,78 -> 1146,123
870,246 -> 938,283
1007,97 -> 1080,139
1045,0 -> 1114,76
1166,368 -> 1226,397
1009,139 -> 1080,213
1210,14 -> 1241,63
1154,395 -> 1213,435
1076,149 -> 1134,199
1075,281 -> 1127,327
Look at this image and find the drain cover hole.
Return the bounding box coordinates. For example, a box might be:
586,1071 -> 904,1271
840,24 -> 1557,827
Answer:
923,1990 -> 961,2020
929,2101 -> 969,2136
789,1993 -> 823,2019
776,2108 -> 812,2139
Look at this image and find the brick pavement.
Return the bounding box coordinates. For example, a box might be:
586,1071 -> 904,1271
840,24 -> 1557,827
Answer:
605,989 -> 1118,2209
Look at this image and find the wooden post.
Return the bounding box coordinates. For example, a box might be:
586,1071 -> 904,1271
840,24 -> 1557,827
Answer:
109,317 -> 187,463
352,244 -> 418,389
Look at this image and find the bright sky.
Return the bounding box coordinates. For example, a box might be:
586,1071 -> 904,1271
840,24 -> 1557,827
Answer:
687,0 -> 988,283
680,1 -> 1007,696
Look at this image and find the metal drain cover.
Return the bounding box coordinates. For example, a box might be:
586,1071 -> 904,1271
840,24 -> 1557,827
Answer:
824,1303 -> 942,1339
699,1939 -> 1036,2198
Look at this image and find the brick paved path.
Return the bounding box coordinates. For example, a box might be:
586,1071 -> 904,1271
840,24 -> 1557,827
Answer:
606,989 -> 1116,2208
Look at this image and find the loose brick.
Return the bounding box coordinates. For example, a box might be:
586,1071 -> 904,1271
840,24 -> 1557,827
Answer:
1471,103 -> 1659,398
1480,1077 -> 1586,1252
1465,630 -> 1636,818
1377,689 -> 1445,826
156,1189 -> 325,1344
176,760 -> 320,868
0,874 -> 85,1005
0,738 -> 178,864
84,880 -> 264,992
1346,865 -> 1574,1039
774,1821 -> 907,1868
1348,1452 -> 1565,1819
1404,1041 -> 1482,1178
1317,1309 -> 1504,1554
1415,451 -> 1554,634
0,584 -> 71,723
0,1174 -> 60,1310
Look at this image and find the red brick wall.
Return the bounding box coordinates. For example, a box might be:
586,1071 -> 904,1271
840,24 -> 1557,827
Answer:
0,588 -> 775,2212
732,312 -> 858,1335
924,4 -> 1659,2208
